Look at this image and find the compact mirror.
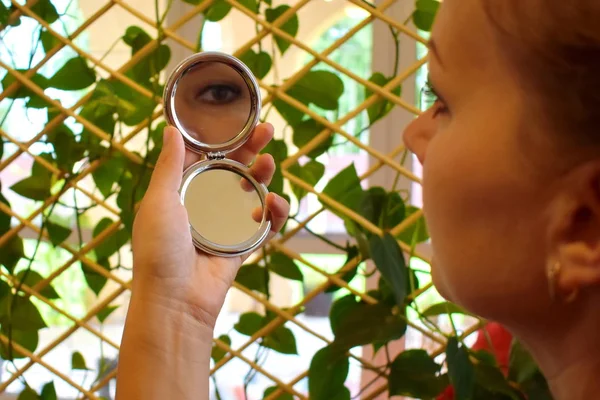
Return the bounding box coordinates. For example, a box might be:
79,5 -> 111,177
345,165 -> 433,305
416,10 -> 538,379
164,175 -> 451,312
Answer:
164,52 -> 271,257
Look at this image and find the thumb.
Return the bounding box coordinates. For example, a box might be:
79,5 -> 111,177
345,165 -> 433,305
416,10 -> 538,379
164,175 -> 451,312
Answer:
147,126 -> 185,195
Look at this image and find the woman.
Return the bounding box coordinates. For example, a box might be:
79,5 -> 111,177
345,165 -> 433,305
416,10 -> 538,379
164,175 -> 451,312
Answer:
116,0 -> 600,399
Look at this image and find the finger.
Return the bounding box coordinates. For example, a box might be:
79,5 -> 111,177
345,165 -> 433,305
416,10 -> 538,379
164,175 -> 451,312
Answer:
265,193 -> 290,233
184,149 -> 202,171
229,123 -> 274,165
251,193 -> 288,227
240,153 -> 275,192
241,177 -> 254,192
240,193 -> 290,264
251,206 -> 262,222
249,153 -> 275,186
147,126 -> 185,195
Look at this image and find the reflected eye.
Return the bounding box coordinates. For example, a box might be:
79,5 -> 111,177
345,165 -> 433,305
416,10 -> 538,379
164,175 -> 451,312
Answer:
196,84 -> 241,105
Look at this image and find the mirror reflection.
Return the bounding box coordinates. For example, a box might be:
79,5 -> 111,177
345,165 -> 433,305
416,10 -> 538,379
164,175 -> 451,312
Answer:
184,168 -> 263,246
174,61 -> 252,145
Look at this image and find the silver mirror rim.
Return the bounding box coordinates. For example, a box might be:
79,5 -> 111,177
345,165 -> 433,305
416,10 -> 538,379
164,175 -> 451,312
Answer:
179,159 -> 272,258
163,51 -> 261,156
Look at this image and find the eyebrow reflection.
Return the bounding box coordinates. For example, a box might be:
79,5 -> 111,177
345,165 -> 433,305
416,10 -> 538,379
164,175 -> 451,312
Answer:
427,39 -> 444,68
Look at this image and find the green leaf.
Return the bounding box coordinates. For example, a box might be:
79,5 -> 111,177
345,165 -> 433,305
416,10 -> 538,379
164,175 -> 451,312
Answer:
265,6 -> 299,55
14,270 -> 60,299
45,220 -> 71,247
325,246 -> 360,293
234,312 -> 265,336
1,70 -> 49,99
0,326 -> 39,360
48,57 -> 96,91
329,295 -> 358,335
0,193 -> 12,235
238,0 -> 258,13
389,349 -> 446,398
205,0 -> 232,21
289,70 -> 344,110
330,301 -> 406,353
263,387 -> 293,400
26,94 -> 51,109
360,188 -> 405,230
521,371 -> 552,400
264,325 -> 297,354
273,96 -> 304,126
93,218 -> 129,261
10,173 -> 52,201
0,235 -> 24,273
446,337 -> 475,400
17,387 -> 39,400
122,26 -> 151,52
413,0 -> 440,32
0,279 -> 9,300
91,155 -> 126,198
322,164 -> 365,215
269,252 -> 303,281
240,49 -> 272,79
46,123 -> 85,172
40,382 -> 57,400
308,345 -> 350,400
369,233 -> 408,307
72,351 -> 89,370
289,160 -> 325,201
0,3 -> 8,25
1,295 -> 48,330
211,334 -> 231,363
92,80 -> 156,127
235,264 -> 268,294
422,302 -> 472,318
365,73 -> 401,124
472,349 -> 498,367
82,258 -> 110,296
97,305 -> 119,323
396,205 -> 429,244
291,119 -> 333,159
116,168 -> 151,235
127,44 -> 171,86
31,0 -> 59,24
262,139 -> 288,201
376,275 -> 399,307
274,69 -> 344,125
474,363 -> 520,400
508,339 -> 539,384
40,29 -> 60,53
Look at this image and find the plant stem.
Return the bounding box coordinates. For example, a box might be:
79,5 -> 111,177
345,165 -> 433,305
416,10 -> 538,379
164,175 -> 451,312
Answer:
292,216 -> 347,252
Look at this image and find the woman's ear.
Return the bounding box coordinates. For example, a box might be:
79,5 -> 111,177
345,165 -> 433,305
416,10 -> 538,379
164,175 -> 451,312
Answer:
546,161 -> 600,298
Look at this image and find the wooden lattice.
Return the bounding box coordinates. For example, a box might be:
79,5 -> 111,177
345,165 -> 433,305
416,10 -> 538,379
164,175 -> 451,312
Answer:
0,0 -> 482,399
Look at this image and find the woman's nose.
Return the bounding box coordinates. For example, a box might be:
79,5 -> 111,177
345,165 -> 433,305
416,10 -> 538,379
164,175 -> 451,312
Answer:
402,108 -> 436,165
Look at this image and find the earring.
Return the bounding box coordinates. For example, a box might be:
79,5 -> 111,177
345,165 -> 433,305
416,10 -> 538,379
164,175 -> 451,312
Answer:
546,260 -> 579,303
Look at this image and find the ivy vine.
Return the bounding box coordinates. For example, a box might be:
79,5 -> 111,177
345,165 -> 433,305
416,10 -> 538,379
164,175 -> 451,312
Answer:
0,0 -> 552,399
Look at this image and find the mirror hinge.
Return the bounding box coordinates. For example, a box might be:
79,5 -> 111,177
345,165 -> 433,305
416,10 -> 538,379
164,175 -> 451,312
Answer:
207,152 -> 225,160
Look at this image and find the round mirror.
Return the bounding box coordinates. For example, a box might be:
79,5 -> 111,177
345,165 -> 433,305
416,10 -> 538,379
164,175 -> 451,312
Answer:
180,161 -> 271,257
164,52 -> 260,155
174,62 -> 252,145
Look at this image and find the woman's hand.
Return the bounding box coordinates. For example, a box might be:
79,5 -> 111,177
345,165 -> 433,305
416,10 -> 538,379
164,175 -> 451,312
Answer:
116,123 -> 289,400
131,123 -> 289,329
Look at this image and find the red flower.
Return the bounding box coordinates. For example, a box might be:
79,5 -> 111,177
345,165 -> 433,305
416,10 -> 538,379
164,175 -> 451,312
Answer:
436,323 -> 513,399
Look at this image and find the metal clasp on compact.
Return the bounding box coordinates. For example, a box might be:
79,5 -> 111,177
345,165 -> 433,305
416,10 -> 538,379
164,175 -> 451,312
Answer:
207,152 -> 226,160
